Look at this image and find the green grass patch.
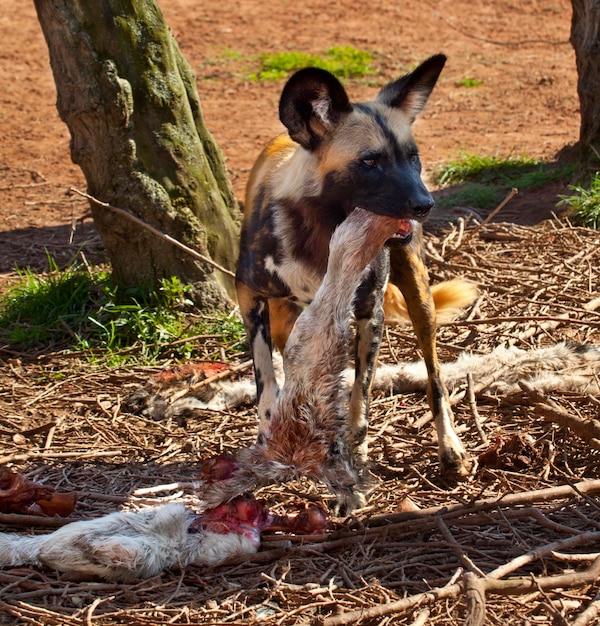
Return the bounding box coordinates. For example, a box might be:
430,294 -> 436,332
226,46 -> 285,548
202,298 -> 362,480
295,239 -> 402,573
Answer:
455,77 -> 484,88
433,153 -> 544,186
436,184 -> 500,211
250,46 -> 376,81
558,172 -> 600,228
0,258 -> 246,365
433,152 -> 575,211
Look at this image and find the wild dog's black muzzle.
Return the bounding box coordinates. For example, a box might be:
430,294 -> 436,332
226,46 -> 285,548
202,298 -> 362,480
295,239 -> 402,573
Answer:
381,189 -> 434,247
360,194 -> 434,221
356,171 -> 435,222
409,195 -> 435,219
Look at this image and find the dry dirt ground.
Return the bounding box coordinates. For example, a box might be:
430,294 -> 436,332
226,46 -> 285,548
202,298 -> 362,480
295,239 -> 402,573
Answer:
2,1 -> 600,625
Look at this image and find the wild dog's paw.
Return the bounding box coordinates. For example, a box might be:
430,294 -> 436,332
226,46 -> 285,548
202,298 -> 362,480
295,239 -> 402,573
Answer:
439,449 -> 473,482
329,489 -> 367,518
349,437 -> 369,469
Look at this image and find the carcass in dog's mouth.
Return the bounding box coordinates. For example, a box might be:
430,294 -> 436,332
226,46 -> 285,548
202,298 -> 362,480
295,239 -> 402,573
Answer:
386,218 -> 415,245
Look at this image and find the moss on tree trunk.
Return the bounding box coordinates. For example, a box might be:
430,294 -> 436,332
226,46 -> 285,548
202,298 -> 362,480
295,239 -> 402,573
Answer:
34,0 -> 241,310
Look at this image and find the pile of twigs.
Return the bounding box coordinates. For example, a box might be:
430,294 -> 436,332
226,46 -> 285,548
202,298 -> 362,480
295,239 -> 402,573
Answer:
1,217 -> 600,625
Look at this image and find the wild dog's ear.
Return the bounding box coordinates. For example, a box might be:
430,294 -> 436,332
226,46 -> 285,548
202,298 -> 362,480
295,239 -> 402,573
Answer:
377,54 -> 447,123
279,67 -> 352,150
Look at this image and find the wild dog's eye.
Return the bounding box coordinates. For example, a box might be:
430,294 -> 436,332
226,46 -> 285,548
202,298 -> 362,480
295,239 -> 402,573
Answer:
409,153 -> 422,172
361,155 -> 379,168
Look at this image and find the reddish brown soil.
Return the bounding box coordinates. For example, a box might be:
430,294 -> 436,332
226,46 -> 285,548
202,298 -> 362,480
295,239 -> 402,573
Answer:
0,0 -> 580,275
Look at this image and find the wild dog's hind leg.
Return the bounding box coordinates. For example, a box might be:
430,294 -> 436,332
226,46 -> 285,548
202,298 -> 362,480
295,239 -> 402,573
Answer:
389,232 -> 472,480
348,252 -> 389,467
236,281 -> 282,440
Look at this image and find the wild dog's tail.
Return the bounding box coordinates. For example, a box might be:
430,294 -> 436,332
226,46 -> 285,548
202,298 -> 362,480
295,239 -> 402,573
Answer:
384,278 -> 478,325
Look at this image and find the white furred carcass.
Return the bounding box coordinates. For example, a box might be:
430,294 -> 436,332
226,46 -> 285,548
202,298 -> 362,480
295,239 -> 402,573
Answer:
0,494 -> 327,581
139,341 -> 600,418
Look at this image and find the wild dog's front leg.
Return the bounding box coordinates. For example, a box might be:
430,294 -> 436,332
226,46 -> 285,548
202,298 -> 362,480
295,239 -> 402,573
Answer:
267,297 -> 303,355
389,234 -> 472,480
236,281 -> 279,439
349,254 -> 388,467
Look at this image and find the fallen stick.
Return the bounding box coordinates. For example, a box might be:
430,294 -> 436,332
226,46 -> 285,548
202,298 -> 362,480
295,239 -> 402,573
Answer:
70,188 -> 236,279
408,609 -> 430,626
447,187 -> 518,258
484,554 -> 600,594
464,572 -> 486,626
466,371 -> 489,444
0,513 -> 68,529
551,551 -> 600,562
436,516 -> 486,577
363,478 -> 600,528
572,591 -> 600,626
0,449 -> 123,466
320,578 -> 463,626
440,314 -> 600,328
320,555 -> 600,626
519,381 -> 600,450
487,530 -> 600,579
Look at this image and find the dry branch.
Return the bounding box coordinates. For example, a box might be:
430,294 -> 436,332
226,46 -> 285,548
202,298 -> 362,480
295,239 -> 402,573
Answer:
321,556 -> 600,625
464,572 -> 487,626
363,479 -> 600,528
519,381 -> 600,450
447,187 -> 518,257
467,371 -> 489,444
441,314 -> 600,328
572,591 -> 600,626
70,188 -> 236,279
487,531 -> 600,579
0,513 -> 68,529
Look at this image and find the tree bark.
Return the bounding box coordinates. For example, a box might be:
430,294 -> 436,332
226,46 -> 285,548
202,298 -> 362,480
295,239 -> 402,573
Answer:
33,0 -> 240,310
570,0 -> 600,182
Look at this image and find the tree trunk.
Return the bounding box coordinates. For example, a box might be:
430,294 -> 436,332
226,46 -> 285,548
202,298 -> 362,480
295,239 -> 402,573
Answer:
570,0 -> 600,182
33,0 -> 240,310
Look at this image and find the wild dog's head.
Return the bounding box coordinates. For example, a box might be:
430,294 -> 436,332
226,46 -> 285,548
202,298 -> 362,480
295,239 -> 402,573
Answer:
278,54 -> 446,244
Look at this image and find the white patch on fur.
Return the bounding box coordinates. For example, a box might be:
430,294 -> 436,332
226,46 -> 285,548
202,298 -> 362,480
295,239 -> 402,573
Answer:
0,534 -> 44,567
251,320 -> 280,428
188,530 -> 257,567
264,253 -> 322,306
271,146 -> 322,202
377,105 -> 415,146
311,95 -> 333,126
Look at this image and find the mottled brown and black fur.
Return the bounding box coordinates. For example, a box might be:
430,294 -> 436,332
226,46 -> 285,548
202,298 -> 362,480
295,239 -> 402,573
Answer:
236,55 -> 473,509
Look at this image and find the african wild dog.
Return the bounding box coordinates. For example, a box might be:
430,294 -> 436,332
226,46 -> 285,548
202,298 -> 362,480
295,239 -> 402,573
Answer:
236,55 -> 474,510
202,209 -> 407,512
